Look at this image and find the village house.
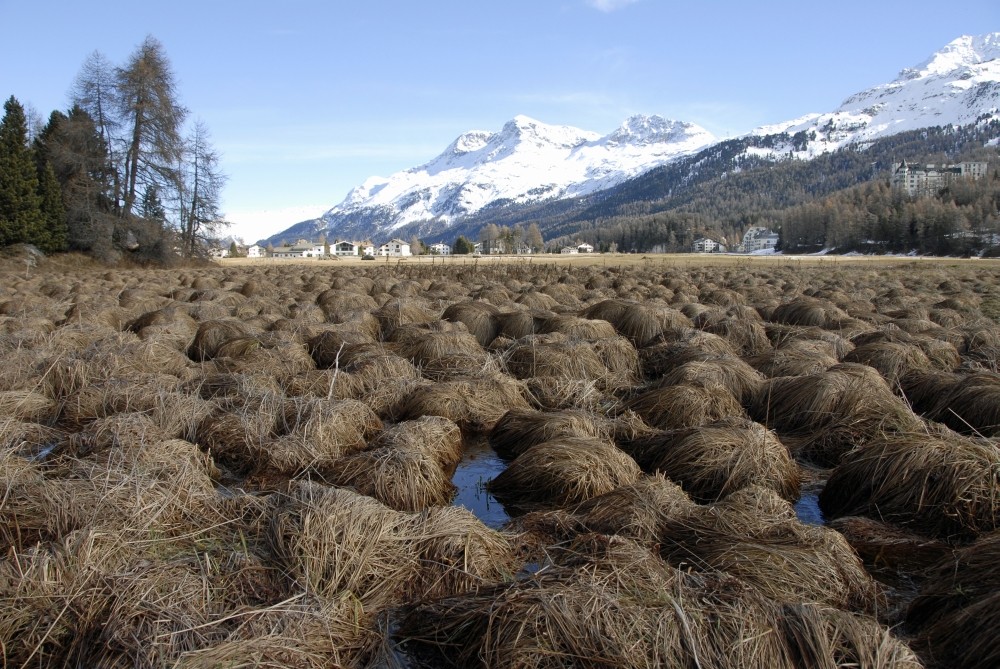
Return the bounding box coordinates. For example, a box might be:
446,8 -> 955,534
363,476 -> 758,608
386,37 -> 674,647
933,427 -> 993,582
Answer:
691,237 -> 725,253
246,244 -> 264,258
377,239 -> 412,256
739,227 -> 780,253
560,246 -> 579,254
577,243 -> 594,253
428,242 -> 452,255
333,240 -> 360,256
270,239 -> 326,259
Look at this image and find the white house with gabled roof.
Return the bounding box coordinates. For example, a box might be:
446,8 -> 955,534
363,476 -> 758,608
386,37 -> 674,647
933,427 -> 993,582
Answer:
378,239 -> 411,256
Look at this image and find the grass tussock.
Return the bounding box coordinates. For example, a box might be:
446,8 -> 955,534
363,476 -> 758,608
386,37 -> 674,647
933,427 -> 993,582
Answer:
394,375 -> 530,432
398,538 -> 916,669
656,356 -> 765,402
634,417 -> 800,503
268,482 -> 419,608
488,408 -> 613,460
819,431 -> 1000,539
906,531 -> 1000,669
569,474 -> 697,544
324,446 -> 456,512
371,415 -> 464,469
487,436 -> 641,511
627,382 -> 745,430
660,486 -> 883,614
750,364 -> 923,466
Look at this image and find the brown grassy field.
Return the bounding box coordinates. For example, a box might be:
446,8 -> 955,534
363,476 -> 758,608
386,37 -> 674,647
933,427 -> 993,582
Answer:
2,250 -> 1000,667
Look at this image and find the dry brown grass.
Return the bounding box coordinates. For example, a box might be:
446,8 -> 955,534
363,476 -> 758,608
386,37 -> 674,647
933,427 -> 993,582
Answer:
394,375 -> 531,432
627,382 -> 745,430
324,446 -> 456,511
441,300 -> 501,346
700,307 -> 773,356
928,371 -> 1000,436
638,328 -> 739,377
0,389 -> 57,423
410,505 -> 516,600
398,535 -> 916,669
843,340 -> 934,386
373,297 -> 438,339
487,436 -> 641,511
500,333 -> 638,388
661,486 -> 883,614
906,531 -> 1000,668
656,356 -> 765,403
828,516 -> 951,579
819,431 -> 1000,539
488,408 -> 614,460
570,474 -> 696,544
748,341 -> 839,377
638,417 -> 800,503
268,482 -> 419,607
187,319 -> 253,361
371,415 -> 464,469
264,397 -> 383,476
13,258 -> 1000,664
390,323 -> 491,379
580,299 -> 692,346
750,364 -> 924,466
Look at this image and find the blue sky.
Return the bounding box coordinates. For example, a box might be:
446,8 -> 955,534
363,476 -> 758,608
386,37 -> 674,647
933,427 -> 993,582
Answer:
1,0 -> 996,242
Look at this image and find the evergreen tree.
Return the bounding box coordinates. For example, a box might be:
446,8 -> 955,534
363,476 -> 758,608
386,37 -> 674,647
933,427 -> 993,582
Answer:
139,184 -> 166,224
42,106 -> 118,259
37,161 -> 67,252
453,235 -> 473,254
0,96 -> 46,247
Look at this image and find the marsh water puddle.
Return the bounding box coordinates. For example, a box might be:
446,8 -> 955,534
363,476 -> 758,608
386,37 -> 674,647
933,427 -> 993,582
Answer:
794,493 -> 825,525
450,437 -> 511,528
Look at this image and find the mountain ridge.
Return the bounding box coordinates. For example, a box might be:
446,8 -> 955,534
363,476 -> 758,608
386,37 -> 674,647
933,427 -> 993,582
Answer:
262,33 -> 1000,247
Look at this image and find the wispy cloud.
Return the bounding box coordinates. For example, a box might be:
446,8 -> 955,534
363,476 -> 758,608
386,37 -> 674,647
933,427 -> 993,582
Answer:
585,0 -> 641,12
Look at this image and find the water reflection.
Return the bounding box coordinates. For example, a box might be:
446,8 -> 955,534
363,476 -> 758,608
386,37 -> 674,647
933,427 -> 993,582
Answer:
451,437 -> 510,528
795,493 -> 825,525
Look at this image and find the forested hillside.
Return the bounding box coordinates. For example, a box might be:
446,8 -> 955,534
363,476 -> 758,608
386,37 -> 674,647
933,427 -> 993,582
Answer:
545,120 -> 1000,254
424,120 -> 1000,255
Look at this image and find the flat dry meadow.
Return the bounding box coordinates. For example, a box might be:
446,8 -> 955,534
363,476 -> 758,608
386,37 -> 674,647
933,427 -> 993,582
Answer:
220,250 -> 1000,268
2,249 -> 999,667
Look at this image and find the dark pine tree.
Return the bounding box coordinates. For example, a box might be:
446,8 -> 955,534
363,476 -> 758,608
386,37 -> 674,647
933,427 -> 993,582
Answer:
0,96 -> 45,247
36,162 -> 67,252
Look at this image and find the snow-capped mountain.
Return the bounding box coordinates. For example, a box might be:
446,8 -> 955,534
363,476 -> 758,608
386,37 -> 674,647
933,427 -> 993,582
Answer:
269,33 -> 1000,245
749,33 -> 1000,158
268,114 -> 715,243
